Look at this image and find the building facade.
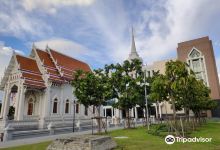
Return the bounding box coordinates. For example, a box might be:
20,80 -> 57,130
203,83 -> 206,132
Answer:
177,37 -> 220,100
0,46 -> 96,130
103,35 -> 220,119
0,34 -> 219,134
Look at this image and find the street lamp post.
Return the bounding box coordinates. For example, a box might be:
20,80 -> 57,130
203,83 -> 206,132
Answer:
73,100 -> 76,132
144,70 -> 150,130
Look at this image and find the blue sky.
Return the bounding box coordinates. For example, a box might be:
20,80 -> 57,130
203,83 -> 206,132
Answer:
0,0 -> 220,99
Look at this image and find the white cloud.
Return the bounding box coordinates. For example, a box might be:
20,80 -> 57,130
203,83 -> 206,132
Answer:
0,0 -> 220,71
133,0 -> 220,64
35,38 -> 88,54
22,0 -> 95,13
0,42 -> 24,79
34,38 -> 107,65
0,2 -> 53,39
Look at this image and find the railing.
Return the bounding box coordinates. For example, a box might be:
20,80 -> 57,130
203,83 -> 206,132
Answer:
23,115 -> 40,121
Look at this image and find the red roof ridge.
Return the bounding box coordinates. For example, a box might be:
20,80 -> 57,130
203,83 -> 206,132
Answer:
36,48 -> 47,53
49,48 -> 89,66
15,53 -> 36,61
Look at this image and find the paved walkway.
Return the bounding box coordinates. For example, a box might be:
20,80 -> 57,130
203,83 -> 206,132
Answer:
0,125 -> 126,148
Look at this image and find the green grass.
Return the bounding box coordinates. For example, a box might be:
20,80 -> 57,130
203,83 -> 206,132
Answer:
1,122 -> 220,150
109,122 -> 220,150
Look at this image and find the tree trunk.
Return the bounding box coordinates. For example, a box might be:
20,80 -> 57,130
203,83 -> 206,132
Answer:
125,109 -> 130,128
144,107 -> 148,126
171,98 -> 176,122
96,106 -> 101,133
185,108 -> 189,122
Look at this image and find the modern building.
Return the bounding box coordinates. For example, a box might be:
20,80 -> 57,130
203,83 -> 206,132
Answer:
104,34 -> 220,119
177,37 -> 220,100
177,37 -> 220,117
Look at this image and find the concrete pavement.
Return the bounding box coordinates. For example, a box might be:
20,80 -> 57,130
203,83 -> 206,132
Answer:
0,125 -> 127,148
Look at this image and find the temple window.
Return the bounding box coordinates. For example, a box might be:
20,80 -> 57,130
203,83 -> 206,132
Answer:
53,98 -> 58,114
76,103 -> 79,114
65,99 -> 70,114
93,106 -> 95,114
84,106 -> 88,116
27,98 -> 34,115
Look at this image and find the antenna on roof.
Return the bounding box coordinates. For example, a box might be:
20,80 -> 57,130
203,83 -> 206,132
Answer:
12,50 -> 16,56
46,44 -> 50,50
32,42 -> 37,50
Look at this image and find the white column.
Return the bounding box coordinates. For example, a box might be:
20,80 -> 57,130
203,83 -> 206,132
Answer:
159,104 -> 162,118
2,85 -> 10,120
0,86 -> 8,118
135,107 -> 138,119
17,86 -> 26,120
43,86 -> 51,118
131,108 -> 134,118
111,108 -> 113,117
14,84 -> 21,119
104,108 -> 106,117
60,86 -> 64,116
155,104 -> 158,119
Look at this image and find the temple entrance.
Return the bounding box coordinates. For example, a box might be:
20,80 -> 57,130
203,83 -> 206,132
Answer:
24,90 -> 41,118
8,85 -> 18,120
137,107 -> 144,118
149,106 -> 156,117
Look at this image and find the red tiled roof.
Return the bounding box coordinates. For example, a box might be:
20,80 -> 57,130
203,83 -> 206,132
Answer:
16,55 -> 46,89
49,49 -> 91,80
36,49 -> 63,83
16,55 -> 41,73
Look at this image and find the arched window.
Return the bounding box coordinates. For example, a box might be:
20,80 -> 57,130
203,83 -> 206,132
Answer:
76,103 -> 79,114
85,106 -> 88,116
93,106 -> 95,114
65,100 -> 70,114
188,48 -> 208,85
27,98 -> 34,115
53,98 -> 58,114
189,49 -> 201,58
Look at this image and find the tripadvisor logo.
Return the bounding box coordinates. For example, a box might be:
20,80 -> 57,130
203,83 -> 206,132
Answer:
165,135 -> 175,144
165,135 -> 212,144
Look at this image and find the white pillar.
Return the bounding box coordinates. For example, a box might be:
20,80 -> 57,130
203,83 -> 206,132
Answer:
159,104 -> 162,118
104,108 -> 106,117
155,104 -> 158,119
111,107 -> 114,117
17,86 -> 26,120
60,85 -> 64,116
14,84 -> 21,119
0,86 -> 8,118
43,86 -> 51,118
2,85 -> 10,120
135,107 -> 138,119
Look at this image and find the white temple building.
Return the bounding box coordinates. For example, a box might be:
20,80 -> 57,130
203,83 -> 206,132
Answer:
0,46 -> 97,131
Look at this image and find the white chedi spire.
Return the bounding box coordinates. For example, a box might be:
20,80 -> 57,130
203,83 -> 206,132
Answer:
128,27 -> 142,62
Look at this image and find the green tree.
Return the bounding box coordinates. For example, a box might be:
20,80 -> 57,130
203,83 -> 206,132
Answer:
149,73 -> 169,119
165,60 -> 189,121
72,69 -> 113,133
189,79 -> 217,119
107,59 -> 146,128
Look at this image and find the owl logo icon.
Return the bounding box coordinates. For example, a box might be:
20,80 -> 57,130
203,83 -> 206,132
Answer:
165,135 -> 175,144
